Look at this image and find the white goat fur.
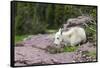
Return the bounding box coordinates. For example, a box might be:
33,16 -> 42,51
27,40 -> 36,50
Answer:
54,27 -> 86,46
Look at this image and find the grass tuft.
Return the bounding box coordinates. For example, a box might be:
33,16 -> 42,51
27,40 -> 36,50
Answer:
84,51 -> 96,58
15,35 -> 28,43
63,46 -> 78,52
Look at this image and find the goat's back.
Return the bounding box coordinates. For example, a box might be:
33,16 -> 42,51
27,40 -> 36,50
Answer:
62,27 -> 86,45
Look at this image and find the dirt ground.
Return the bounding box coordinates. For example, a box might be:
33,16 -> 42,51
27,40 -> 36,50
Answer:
14,34 -> 97,66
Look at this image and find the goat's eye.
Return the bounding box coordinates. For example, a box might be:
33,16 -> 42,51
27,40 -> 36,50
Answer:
57,37 -> 59,39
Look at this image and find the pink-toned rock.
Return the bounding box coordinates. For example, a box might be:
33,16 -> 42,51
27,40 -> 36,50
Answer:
78,42 -> 96,52
14,62 -> 26,66
22,34 -> 54,49
15,46 -> 54,66
51,52 -> 75,63
14,34 -> 97,66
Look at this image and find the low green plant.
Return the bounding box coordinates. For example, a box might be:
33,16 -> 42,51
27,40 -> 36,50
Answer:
45,29 -> 57,34
85,51 -> 96,58
15,35 -> 28,43
63,45 -> 78,52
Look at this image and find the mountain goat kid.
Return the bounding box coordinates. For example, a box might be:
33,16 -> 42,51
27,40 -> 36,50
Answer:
54,27 -> 86,48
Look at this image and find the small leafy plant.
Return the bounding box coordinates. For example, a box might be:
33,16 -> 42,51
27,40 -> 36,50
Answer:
63,45 -> 78,52
15,35 -> 28,43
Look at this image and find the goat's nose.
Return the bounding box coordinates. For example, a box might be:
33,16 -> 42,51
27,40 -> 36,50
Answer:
54,44 -> 58,46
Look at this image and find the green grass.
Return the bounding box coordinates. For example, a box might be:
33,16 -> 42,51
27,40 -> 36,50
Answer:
48,45 -> 79,54
15,29 -> 57,43
63,46 -> 78,52
46,29 -> 57,34
15,35 -> 28,43
85,51 -> 96,58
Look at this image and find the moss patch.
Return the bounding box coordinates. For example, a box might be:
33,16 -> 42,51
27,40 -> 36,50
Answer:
85,51 -> 96,58
63,46 -> 78,52
15,35 -> 28,43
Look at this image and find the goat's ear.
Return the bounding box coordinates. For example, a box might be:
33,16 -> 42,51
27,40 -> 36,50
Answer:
59,28 -> 62,35
61,29 -> 62,35
59,28 -> 61,32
